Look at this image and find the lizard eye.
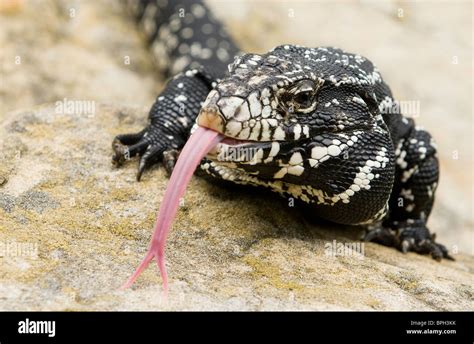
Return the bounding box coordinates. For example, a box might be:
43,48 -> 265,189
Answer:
286,79 -> 318,113
293,90 -> 315,109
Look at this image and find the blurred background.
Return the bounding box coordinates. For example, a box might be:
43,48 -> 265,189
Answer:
0,0 -> 472,253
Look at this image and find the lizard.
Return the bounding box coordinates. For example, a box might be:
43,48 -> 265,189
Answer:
112,0 -> 453,289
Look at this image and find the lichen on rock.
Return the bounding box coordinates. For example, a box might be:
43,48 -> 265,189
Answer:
0,104 -> 472,311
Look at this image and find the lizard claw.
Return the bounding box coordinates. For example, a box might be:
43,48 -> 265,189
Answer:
363,220 -> 454,261
362,225 -> 397,247
400,238 -> 412,254
112,130 -> 148,166
137,143 -> 166,181
396,220 -> 454,261
112,126 -> 185,181
162,149 -> 180,176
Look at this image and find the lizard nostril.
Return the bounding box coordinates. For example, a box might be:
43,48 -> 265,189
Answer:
197,106 -> 225,133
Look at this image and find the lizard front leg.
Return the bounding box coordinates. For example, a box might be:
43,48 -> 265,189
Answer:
364,125 -> 453,261
112,68 -> 214,180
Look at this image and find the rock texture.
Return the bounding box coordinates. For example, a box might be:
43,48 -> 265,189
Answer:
0,0 -> 472,310
0,104 -> 472,311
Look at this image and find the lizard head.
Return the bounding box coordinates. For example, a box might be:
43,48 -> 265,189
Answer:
198,45 -> 382,140
196,45 -> 393,223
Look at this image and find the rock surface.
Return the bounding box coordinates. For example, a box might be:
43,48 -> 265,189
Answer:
0,104 -> 472,311
0,0 -> 472,310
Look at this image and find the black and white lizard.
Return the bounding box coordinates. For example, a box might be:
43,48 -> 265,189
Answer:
112,0 -> 453,261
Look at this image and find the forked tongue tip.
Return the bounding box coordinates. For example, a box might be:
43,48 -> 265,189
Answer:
122,126 -> 223,291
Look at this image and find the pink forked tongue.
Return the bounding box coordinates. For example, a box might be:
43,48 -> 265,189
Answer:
121,126 -> 223,294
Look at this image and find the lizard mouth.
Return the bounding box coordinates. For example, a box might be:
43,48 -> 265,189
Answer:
198,109 -> 272,163
220,137 -> 252,145
206,135 -> 268,164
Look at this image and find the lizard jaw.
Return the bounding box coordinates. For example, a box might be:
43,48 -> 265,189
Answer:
198,108 -> 269,163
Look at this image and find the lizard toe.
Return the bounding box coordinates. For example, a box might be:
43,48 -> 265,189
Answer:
363,225 -> 398,247
136,144 -> 166,181
396,220 -> 455,261
112,134 -> 149,167
162,149 -> 180,176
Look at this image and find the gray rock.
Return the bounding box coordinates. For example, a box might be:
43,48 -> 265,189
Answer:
0,104 -> 472,311
0,0 -> 472,310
